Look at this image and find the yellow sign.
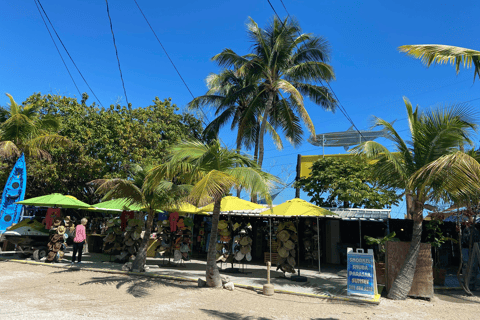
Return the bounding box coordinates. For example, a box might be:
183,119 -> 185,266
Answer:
300,154 -> 355,178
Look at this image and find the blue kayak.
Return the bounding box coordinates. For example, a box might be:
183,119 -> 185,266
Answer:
0,154 -> 27,233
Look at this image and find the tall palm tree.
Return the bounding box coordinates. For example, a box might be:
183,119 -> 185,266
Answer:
146,140 -> 277,287
0,93 -> 69,160
90,164 -> 191,272
399,45 -> 480,81
353,97 -> 477,300
212,16 -> 337,168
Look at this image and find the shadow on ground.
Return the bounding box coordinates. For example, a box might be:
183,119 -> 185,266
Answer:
200,309 -> 272,320
79,275 -> 200,298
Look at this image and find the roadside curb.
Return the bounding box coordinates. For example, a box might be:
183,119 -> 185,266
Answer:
1,258 -> 380,305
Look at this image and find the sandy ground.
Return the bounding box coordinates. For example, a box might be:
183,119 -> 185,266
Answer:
1,261 -> 480,320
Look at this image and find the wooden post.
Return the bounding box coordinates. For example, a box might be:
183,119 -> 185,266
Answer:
295,154 -> 301,198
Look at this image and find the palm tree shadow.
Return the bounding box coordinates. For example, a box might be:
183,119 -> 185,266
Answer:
200,309 -> 272,320
80,275 -> 200,298
50,268 -> 83,274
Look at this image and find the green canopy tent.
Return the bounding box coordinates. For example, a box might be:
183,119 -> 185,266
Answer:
16,193 -> 91,209
92,198 -> 143,212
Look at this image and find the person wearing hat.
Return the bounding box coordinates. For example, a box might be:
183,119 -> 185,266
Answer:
72,218 -> 88,265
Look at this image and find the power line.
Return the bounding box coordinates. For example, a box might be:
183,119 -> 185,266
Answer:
266,0 -> 365,140
133,0 -> 209,125
36,0 -> 104,107
33,0 -> 81,97
105,0 -> 130,107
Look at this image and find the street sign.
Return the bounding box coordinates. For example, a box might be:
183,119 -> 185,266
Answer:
347,248 -> 377,298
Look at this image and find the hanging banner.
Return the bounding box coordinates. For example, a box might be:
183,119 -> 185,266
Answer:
347,248 -> 377,298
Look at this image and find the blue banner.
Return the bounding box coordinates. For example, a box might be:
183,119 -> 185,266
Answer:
347,250 -> 375,297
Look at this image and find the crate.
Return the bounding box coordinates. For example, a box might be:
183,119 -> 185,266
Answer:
264,252 -> 278,264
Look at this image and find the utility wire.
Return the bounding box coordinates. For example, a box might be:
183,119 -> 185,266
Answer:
36,0 -> 104,107
105,0 -> 130,107
33,0 -> 81,97
266,0 -> 365,139
133,0 -> 209,125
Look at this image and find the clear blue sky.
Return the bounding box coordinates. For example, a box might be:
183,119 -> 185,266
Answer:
1,1 -> 479,217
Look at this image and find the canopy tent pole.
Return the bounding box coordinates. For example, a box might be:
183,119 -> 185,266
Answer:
269,218 -> 272,263
297,218 -> 300,276
317,216 -> 321,273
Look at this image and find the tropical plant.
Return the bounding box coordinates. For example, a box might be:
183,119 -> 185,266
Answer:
425,220 -> 457,267
364,232 -> 399,262
399,45 -> 480,81
0,93 -> 69,160
352,97 -> 477,300
90,164 -> 191,272
145,140 -> 277,287
295,156 -> 401,208
212,16 -> 337,168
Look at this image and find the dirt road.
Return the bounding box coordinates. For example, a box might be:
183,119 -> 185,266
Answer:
1,261 -> 479,319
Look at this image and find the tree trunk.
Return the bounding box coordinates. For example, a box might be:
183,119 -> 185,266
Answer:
387,206 -> 423,300
132,210 -> 154,272
257,92 -> 274,168
236,137 -> 242,198
251,122 -> 261,203
405,194 -> 414,220
205,199 -> 222,287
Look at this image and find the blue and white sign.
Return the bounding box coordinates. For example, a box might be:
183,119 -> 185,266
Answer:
347,248 -> 376,297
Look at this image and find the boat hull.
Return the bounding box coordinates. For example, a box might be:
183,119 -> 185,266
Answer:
0,154 -> 27,233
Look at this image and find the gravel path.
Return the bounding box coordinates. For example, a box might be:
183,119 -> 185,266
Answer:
1,260 -> 480,320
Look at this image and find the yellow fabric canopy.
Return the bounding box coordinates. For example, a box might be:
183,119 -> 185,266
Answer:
261,198 -> 335,217
199,196 -> 265,212
163,203 -> 209,215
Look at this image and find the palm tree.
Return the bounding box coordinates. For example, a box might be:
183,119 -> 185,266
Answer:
212,16 -> 337,168
0,93 -> 69,160
399,45 -> 480,81
90,164 -> 191,272
353,97 -> 477,300
146,140 -> 277,287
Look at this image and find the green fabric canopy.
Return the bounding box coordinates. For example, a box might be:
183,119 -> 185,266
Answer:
92,198 -> 143,212
16,193 -> 91,209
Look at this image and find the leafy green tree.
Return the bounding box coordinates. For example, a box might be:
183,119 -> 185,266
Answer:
146,140 -> 277,287
91,164 -> 190,272
0,93 -> 69,160
399,45 -> 480,81
353,97 -> 477,300
212,17 -> 337,168
0,93 -> 203,203
295,157 -> 400,208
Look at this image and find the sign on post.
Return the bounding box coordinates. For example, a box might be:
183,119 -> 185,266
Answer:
347,248 -> 377,298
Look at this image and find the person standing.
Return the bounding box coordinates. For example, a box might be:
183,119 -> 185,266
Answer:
72,218 -> 88,265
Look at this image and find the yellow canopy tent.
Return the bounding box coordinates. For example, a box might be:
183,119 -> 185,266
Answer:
261,198 -> 334,217
163,203 -> 210,216
199,196 -> 265,213
261,198 -> 335,274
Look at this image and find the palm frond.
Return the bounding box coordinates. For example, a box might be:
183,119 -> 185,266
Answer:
399,44 -> 480,81
0,141 -> 21,159
188,170 -> 237,207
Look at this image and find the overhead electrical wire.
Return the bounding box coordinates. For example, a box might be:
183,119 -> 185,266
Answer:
33,0 -> 81,97
36,0 -> 104,107
133,0 -> 210,125
266,0 -> 365,140
105,0 -> 130,107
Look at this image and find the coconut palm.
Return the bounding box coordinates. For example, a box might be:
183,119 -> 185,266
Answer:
212,16 -> 337,168
353,97 -> 477,300
90,164 -> 191,272
146,140 -> 277,287
0,93 -> 69,160
399,45 -> 480,81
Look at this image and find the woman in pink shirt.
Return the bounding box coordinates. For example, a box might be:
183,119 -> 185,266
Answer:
72,218 -> 88,264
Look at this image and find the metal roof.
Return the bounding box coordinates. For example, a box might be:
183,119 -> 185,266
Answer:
197,207 -> 390,221
308,127 -> 387,148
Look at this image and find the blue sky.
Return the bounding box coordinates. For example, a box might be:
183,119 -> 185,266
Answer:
1,1 -> 479,217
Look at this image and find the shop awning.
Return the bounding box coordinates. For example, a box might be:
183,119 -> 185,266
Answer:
16,193 -> 91,209
163,203 -> 210,216
325,208 -> 390,221
199,196 -> 266,213
260,198 -> 335,217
